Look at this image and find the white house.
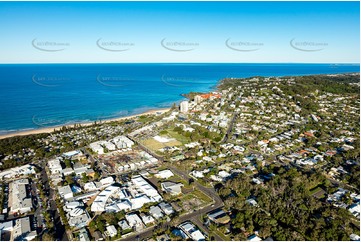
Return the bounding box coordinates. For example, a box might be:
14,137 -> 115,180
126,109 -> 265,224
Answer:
99,177 -> 115,188
161,182 -> 183,196
106,225 -> 117,237
84,182 -> 98,192
58,185 -> 74,200
149,206 -> 164,219
140,213 -> 155,225
158,202 -> 174,215
125,213 -> 144,231
48,158 -> 63,174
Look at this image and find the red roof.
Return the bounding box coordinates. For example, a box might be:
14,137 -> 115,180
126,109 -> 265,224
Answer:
304,131 -> 314,137
200,93 -> 221,99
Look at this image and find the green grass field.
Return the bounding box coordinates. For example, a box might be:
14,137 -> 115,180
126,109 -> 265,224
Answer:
142,138 -> 182,150
165,129 -> 191,144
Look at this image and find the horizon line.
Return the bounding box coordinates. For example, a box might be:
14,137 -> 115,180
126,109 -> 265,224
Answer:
0,62 -> 360,65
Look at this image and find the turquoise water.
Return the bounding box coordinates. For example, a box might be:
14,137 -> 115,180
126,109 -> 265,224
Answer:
0,63 -> 359,133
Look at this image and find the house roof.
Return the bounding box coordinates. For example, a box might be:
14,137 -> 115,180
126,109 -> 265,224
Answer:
149,206 -> 163,218
58,185 -> 73,197
161,182 -> 183,195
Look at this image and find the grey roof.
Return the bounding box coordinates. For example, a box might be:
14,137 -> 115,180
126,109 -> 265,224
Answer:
158,202 -> 174,215
149,206 -> 163,218
161,182 -> 183,195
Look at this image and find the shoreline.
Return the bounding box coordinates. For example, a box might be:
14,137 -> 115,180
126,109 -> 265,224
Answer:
0,107 -> 171,140
1,71 -> 358,140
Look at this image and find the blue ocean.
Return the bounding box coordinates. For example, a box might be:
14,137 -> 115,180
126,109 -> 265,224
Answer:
0,63 -> 359,134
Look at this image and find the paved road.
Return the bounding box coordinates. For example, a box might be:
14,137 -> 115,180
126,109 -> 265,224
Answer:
120,164 -> 224,241
40,164 -> 70,241
30,180 -> 44,230
126,135 -> 164,161
121,132 -> 226,240
220,111 -> 238,143
166,165 -> 223,206
120,201 -> 223,241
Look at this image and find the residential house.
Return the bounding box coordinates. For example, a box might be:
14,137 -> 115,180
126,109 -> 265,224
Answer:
149,206 -> 164,219
161,182 -> 183,196
158,202 -> 174,215
106,225 -> 117,238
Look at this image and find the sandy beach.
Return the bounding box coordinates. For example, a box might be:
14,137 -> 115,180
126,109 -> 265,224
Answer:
0,108 -> 171,140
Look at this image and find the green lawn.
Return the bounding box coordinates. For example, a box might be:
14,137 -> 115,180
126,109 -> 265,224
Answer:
165,129 -> 191,144
192,190 -> 213,204
142,138 -> 182,150
180,189 -> 213,205
309,186 -> 326,198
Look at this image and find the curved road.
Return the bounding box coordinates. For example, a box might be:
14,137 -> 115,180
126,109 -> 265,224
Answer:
121,133 -> 225,240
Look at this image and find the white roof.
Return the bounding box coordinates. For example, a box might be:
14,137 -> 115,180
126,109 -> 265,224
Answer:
149,206 -> 163,218
155,170 -> 174,179
116,200 -> 132,211
0,164 -> 36,179
180,222 -> 195,233
191,230 -> 205,241
68,213 -> 90,228
141,214 -> 155,224
69,207 -> 85,217
0,221 -> 13,231
130,195 -> 151,210
158,202 -> 174,215
106,225 -> 117,236
91,185 -> 120,212
84,182 -> 98,191
58,185 -> 73,196
48,158 -> 62,169
131,176 -> 162,200
100,177 -> 114,186
63,150 -> 80,157
65,201 -> 82,209
118,220 -> 130,230
125,213 -> 143,227
9,179 -> 33,214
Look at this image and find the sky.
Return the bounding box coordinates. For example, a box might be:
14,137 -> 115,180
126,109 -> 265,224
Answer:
0,1 -> 359,63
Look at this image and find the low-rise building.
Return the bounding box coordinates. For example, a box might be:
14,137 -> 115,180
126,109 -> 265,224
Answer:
158,202 -> 174,215
58,185 -> 74,200
118,220 -> 131,231
73,163 -> 89,176
10,217 -> 37,241
125,213 -> 144,231
68,209 -> 91,228
78,228 -> 90,241
0,164 -> 36,180
179,222 -> 205,241
84,182 -> 98,192
160,182 -> 183,196
9,179 -> 32,215
140,213 -> 155,225
155,170 -> 174,179
106,225 -> 117,238
248,234 -> 262,241
149,206 -> 164,219
207,209 -> 230,224
62,168 -> 74,176
48,158 -> 63,174
131,176 -> 163,202
91,185 -> 120,212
